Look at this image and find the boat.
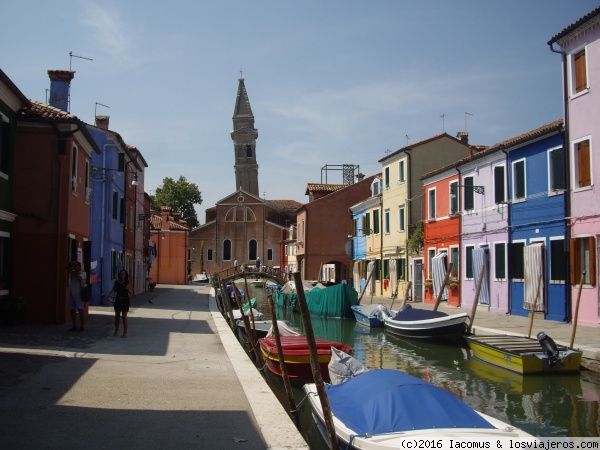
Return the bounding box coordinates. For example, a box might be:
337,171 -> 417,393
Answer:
259,335 -> 352,383
465,332 -> 583,374
351,304 -> 394,327
192,273 -> 209,283
274,282 -> 358,318
383,304 -> 469,339
235,320 -> 298,350
303,368 -> 534,449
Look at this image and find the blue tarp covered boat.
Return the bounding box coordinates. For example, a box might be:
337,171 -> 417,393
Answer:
303,369 -> 533,449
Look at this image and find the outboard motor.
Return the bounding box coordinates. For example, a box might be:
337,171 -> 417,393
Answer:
537,331 -> 561,367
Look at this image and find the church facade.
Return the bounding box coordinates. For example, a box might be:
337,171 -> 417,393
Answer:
189,78 -> 301,276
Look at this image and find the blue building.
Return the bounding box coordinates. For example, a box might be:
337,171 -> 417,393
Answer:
507,120 -> 568,322
87,118 -> 141,305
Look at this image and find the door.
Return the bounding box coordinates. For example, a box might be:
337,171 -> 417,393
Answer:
414,259 -> 423,301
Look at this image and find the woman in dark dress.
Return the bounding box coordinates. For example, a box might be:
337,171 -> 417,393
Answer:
112,270 -> 131,338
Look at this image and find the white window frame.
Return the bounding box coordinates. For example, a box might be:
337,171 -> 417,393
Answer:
571,135 -> 593,192
449,180 -> 458,215
384,208 -> 390,234
398,159 -> 406,183
493,163 -> 506,204
511,158 -> 527,202
547,145 -> 565,194
398,205 -> 405,232
568,44 -> 589,99
427,187 -> 436,220
493,240 -> 507,281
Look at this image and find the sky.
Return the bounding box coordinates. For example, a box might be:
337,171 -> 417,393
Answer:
3,1 -> 599,224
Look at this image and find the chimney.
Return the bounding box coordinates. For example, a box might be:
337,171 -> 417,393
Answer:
48,70 -> 75,112
356,172 -> 365,182
95,115 -> 110,130
456,131 -> 469,145
172,212 -> 182,223
160,206 -> 172,230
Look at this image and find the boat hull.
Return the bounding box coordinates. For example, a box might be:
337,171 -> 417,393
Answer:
351,306 -> 383,327
465,334 -> 582,374
259,335 -> 352,383
384,313 -> 469,339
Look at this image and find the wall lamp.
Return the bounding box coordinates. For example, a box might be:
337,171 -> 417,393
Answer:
132,173 -> 139,186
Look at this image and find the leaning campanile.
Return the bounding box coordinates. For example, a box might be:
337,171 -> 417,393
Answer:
230,76 -> 259,196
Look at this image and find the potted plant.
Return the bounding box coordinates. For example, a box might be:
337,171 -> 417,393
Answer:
424,279 -> 433,289
446,278 -> 459,290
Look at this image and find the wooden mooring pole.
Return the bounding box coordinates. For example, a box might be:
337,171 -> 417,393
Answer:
292,272 -> 337,450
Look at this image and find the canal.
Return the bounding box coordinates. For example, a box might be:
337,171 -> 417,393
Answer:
238,284 -> 600,446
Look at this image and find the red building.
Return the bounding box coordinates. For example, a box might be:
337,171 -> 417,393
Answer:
421,169 -> 461,306
13,93 -> 101,323
296,175 -> 377,282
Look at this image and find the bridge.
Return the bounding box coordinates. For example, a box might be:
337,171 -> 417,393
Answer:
210,264 -> 288,289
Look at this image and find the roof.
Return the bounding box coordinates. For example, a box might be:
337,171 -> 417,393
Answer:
548,6 -> 600,45
378,132 -> 467,164
265,199 -> 303,209
19,100 -> 102,155
421,119 -> 563,180
0,68 -> 30,108
305,183 -> 347,195
233,77 -> 253,117
150,211 -> 190,232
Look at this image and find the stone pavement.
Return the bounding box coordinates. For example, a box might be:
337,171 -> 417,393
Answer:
0,284 -> 307,450
359,293 -> 600,372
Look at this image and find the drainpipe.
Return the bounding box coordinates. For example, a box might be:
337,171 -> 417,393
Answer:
549,42 -> 572,323
455,166 -> 463,307
500,146 -> 512,314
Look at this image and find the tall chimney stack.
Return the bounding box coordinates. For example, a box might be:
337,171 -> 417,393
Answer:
95,115 -> 110,130
456,131 -> 469,145
48,70 -> 75,112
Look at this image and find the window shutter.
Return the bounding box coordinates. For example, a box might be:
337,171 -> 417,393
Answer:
570,238 -> 577,285
464,177 -> 474,210
365,213 -> 371,236
574,49 -> 587,93
551,148 -> 566,190
514,161 -> 526,199
118,153 -> 125,172
589,237 -> 596,286
577,141 -> 591,187
494,166 -> 505,203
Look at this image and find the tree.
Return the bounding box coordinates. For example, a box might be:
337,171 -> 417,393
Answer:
152,176 -> 202,229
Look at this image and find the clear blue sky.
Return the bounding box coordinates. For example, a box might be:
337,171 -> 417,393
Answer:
3,1 -> 598,223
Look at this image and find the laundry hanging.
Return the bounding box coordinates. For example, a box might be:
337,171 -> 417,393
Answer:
431,253 -> 448,301
352,261 -> 361,293
366,261 -> 376,295
472,248 -> 490,305
524,243 -> 545,311
389,259 -> 398,296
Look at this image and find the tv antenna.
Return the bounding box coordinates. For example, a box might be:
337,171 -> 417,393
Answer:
95,102 -> 110,118
69,51 -> 93,70
440,114 -> 446,132
465,112 -> 473,131
405,135 -> 410,146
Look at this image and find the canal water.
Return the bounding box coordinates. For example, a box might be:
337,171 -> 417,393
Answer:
240,284 -> 600,446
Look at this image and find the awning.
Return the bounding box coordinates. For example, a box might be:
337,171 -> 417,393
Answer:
524,243 -> 545,311
431,253 -> 448,301
472,248 -> 490,305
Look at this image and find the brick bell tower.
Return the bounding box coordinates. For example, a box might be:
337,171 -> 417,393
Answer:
230,76 -> 259,196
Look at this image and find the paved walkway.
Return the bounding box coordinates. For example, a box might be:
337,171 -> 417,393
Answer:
359,293 -> 600,371
0,285 -> 307,450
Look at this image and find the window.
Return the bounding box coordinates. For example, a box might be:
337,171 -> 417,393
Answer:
267,248 -> 273,261
398,206 -> 405,232
449,181 -> 458,215
371,180 -> 380,196
428,188 -> 436,220
384,209 -> 390,234
550,238 -> 566,282
246,144 -> 252,157
248,239 -> 257,260
0,116 -> 10,175
365,212 -> 371,236
571,47 -> 588,95
548,146 -> 566,191
111,250 -> 117,280
427,248 -> 436,279
508,241 -> 525,280
494,242 -> 506,280
223,240 -> 231,260
570,236 -> 596,286
384,167 -> 390,188
71,146 -> 78,191
465,245 -> 474,279
493,165 -> 506,204
398,160 -> 405,182
464,176 -> 474,210
512,159 -> 526,200
119,198 -> 126,225
573,138 -> 592,189
84,161 -> 90,201
383,259 -> 390,280
373,209 -> 380,234
207,249 -> 213,261
450,247 -> 459,278
112,192 -> 118,220
397,258 -> 406,281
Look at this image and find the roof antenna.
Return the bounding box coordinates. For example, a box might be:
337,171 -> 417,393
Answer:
465,112 -> 473,131
95,102 -> 110,118
405,135 -> 410,146
440,114 -> 446,132
69,51 -> 93,70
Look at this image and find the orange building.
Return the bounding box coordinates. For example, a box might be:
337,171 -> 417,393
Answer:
422,170 -> 461,307
149,207 -> 190,285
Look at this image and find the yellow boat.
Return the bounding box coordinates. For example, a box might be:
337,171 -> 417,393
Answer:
465,333 -> 582,375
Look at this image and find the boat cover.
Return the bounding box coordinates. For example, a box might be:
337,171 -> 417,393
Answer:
275,283 -> 358,318
390,304 -> 448,321
325,369 -> 495,435
355,304 -> 394,322
328,347 -> 367,385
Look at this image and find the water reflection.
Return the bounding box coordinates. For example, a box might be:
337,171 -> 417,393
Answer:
244,285 -> 600,438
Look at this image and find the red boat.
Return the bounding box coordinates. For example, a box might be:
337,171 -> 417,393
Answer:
259,335 -> 352,383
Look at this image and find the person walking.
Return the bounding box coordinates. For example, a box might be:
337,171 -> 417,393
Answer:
68,261 -> 87,331
256,256 -> 261,271
111,270 -> 131,338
